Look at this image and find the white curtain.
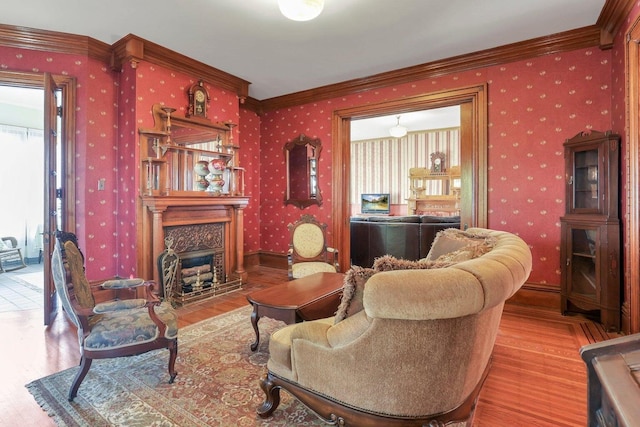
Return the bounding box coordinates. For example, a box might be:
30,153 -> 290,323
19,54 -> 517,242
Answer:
0,124 -> 44,259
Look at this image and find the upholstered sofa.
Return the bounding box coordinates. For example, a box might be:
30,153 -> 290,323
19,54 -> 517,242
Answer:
350,215 -> 460,267
258,227 -> 532,426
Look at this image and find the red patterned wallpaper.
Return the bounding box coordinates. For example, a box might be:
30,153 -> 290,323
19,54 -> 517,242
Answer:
3,2 -> 640,288
260,47 -> 613,287
239,107 -> 261,254
0,46 -> 118,278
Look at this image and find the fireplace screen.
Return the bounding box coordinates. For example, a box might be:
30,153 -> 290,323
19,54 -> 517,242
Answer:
160,223 -> 241,305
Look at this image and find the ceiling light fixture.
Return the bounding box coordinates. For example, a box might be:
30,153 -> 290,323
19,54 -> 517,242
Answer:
278,0 -> 324,21
389,116 -> 408,138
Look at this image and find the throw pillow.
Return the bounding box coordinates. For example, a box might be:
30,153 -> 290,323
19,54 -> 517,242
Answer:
334,266 -> 375,323
424,228 -> 496,261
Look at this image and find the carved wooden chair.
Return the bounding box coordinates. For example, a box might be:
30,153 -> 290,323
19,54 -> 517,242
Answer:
51,231 -> 178,401
0,236 -> 27,272
287,214 -> 339,280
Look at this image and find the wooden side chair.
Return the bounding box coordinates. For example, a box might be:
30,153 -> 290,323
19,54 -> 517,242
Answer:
287,214 -> 339,280
0,236 -> 27,272
51,231 -> 178,400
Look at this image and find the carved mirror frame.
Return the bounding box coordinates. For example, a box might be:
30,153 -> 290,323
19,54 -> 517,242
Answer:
284,134 -> 322,209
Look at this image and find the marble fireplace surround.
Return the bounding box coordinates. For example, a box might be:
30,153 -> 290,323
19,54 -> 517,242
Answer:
139,195 -> 250,286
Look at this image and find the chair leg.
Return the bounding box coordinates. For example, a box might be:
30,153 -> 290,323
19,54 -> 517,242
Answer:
257,372 -> 282,418
69,356 -> 92,401
167,339 -> 178,383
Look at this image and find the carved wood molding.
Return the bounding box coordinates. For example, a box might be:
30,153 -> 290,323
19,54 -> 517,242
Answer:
0,24 -> 249,100
597,0 -> 637,48
110,34 -> 249,100
260,26 -> 602,111
0,23 -> 112,63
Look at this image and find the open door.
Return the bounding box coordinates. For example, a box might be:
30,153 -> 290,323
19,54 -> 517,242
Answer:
43,73 -> 61,325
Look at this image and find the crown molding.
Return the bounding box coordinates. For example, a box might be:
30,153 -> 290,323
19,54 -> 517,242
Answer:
259,25 -> 602,112
597,0 -> 636,48
110,34 -> 249,100
0,23 -> 112,63
0,24 -> 250,101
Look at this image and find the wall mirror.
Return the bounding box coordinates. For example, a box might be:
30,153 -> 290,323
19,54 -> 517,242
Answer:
284,134 -> 322,208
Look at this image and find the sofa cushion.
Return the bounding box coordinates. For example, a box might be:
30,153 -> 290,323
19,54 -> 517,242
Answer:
419,215 -> 460,223
367,215 -> 420,223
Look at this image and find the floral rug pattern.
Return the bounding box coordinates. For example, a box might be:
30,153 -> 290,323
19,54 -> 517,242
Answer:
26,306 -> 325,426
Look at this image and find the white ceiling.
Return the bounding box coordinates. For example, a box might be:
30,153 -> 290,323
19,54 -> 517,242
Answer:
1,0 -> 605,101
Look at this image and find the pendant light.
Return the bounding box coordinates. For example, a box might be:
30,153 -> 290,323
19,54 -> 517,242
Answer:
278,0 -> 324,21
389,116 -> 408,138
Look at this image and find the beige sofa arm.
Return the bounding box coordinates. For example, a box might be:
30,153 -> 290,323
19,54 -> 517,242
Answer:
289,318 -> 333,347
363,268 -> 485,320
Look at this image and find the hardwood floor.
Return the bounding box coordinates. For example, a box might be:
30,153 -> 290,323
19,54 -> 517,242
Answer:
0,265 -> 619,426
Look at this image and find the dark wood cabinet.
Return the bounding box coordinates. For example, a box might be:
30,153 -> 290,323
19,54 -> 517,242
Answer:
561,130 -> 621,331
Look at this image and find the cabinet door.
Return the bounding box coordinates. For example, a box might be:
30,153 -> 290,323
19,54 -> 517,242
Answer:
565,224 -> 600,307
567,142 -> 602,214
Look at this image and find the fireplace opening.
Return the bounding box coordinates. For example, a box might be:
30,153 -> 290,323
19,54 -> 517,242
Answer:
158,223 -> 242,306
170,249 -> 242,305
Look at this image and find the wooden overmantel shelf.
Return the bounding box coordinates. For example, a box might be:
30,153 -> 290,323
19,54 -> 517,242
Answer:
139,195 -> 250,283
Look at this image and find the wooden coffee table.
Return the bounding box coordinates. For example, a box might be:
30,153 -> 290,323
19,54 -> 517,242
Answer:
247,272 -> 344,351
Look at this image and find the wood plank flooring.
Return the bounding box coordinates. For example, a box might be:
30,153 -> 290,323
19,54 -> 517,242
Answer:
0,265 -> 619,426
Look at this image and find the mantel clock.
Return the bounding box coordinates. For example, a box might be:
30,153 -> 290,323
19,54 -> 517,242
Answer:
187,80 -> 210,119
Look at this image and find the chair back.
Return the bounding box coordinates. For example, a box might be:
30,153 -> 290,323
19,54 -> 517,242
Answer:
287,214 -> 339,279
51,232 -> 97,325
291,218 -> 326,259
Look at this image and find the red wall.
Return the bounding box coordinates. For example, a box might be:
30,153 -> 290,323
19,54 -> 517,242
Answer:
260,47 -> 613,288
6,4 -> 640,289
0,46 -> 119,278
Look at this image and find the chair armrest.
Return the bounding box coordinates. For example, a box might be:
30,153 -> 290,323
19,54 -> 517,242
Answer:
93,298 -> 147,313
101,278 -> 145,289
290,318 -> 333,348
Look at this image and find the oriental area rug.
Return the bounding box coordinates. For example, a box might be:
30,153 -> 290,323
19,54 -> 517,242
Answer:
26,306 -> 324,426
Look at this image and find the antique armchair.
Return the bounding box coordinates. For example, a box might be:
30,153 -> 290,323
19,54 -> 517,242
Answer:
51,231 -> 178,401
287,214 -> 339,280
259,228 -> 532,426
0,236 -> 27,272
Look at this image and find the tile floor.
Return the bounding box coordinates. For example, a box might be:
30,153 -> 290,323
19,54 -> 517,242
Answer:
0,262 -> 43,312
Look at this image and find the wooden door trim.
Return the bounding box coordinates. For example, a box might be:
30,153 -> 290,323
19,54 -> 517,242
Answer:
0,70 -> 76,324
331,84 -> 487,271
625,20 -> 640,334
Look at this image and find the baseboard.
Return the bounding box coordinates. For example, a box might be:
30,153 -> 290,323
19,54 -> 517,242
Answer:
245,251 -> 287,270
509,282 -> 560,310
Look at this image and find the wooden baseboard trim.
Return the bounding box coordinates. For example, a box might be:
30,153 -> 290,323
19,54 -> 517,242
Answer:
509,283 -> 560,310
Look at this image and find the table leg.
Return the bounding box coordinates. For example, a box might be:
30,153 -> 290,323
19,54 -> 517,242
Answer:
250,304 -> 260,351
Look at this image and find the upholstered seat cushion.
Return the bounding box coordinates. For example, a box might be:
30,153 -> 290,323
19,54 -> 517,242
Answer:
85,302 -> 178,350
291,261 -> 337,279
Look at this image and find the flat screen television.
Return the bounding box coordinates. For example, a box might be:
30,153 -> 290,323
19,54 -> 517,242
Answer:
361,193 -> 390,215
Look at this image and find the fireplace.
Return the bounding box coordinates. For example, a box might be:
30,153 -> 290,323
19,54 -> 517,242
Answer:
138,194 -> 249,303
161,223 -> 242,305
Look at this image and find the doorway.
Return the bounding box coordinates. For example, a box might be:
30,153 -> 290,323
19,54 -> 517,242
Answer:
350,106 -> 461,217
0,70 -> 76,325
0,85 -> 45,312
332,84 -> 488,271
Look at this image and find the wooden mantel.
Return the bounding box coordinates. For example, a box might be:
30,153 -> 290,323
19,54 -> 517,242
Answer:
138,195 -> 250,284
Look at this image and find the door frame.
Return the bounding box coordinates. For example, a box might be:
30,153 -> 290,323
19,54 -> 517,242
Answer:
0,70 -> 76,324
331,84 -> 487,271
